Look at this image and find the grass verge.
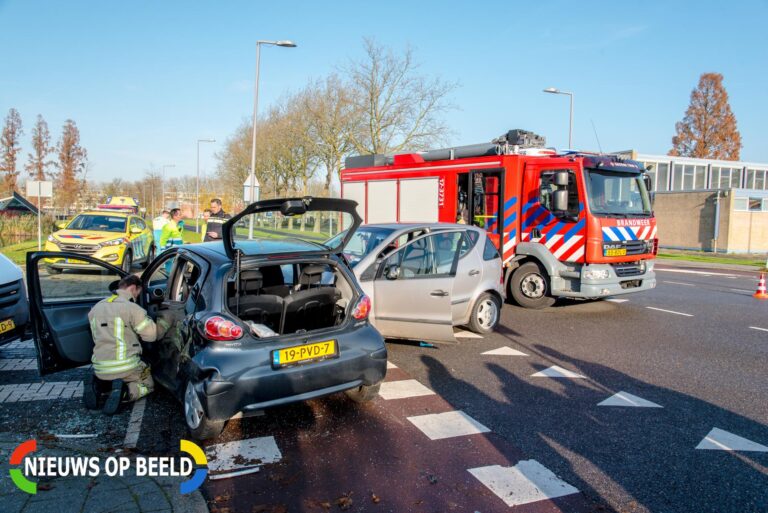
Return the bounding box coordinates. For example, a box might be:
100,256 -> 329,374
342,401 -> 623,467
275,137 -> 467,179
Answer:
657,251 -> 767,269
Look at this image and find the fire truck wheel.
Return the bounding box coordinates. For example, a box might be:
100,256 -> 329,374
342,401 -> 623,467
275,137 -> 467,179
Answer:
510,262 -> 556,309
469,293 -> 501,333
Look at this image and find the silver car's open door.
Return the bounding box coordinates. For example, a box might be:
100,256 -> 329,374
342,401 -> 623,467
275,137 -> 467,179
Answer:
372,231 -> 466,343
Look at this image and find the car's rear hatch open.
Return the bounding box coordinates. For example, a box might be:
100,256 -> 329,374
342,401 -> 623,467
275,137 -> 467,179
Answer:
221,197 -> 362,260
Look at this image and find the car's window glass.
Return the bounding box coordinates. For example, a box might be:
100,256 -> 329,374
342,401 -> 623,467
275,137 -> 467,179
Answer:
483,237 -> 500,260
169,258 -> 201,308
135,218 -> 147,230
37,260 -> 121,304
459,230 -> 479,258
281,264 -> 294,285
540,170 -> 579,216
147,254 -> 177,290
67,214 -> 127,233
337,227 -> 396,267
381,232 -> 462,279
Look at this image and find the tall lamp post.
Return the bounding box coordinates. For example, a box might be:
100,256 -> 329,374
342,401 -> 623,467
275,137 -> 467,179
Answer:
196,139 -> 215,231
161,164 -> 175,212
543,87 -> 574,149
248,39 -> 297,239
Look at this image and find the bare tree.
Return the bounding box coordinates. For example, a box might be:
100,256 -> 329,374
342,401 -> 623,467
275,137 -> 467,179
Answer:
55,119 -> 88,210
346,39 -> 457,155
0,108 -> 23,195
25,114 -> 55,181
669,73 -> 741,160
301,75 -> 356,192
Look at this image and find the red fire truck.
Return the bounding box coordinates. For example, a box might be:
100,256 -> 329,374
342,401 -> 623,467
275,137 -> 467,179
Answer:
340,129 -> 657,308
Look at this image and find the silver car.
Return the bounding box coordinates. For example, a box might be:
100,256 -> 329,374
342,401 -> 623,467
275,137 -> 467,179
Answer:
331,223 -> 504,343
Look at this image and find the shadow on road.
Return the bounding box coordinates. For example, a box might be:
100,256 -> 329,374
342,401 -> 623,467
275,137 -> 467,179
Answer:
420,346 -> 768,513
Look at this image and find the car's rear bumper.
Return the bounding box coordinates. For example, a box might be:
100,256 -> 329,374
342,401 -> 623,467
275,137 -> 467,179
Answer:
192,323 -> 387,420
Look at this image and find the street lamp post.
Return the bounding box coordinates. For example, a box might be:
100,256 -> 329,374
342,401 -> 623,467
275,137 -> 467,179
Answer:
248,39 -> 297,239
161,164 -> 175,212
196,139 -> 215,231
543,87 -> 574,149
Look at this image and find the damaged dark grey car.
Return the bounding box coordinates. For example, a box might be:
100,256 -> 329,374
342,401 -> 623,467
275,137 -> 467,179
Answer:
27,197 -> 387,440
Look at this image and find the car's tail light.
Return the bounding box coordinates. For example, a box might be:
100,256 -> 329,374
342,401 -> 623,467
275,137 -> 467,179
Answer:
351,294 -> 371,320
204,316 -> 244,341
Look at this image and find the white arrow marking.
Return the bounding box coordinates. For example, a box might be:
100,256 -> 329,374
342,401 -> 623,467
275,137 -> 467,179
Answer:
597,391 -> 662,408
531,365 -> 586,378
695,428 -> 768,452
482,346 -> 528,356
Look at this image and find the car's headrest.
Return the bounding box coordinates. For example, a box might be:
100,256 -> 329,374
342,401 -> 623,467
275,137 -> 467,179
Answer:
240,270 -> 263,292
299,265 -> 326,285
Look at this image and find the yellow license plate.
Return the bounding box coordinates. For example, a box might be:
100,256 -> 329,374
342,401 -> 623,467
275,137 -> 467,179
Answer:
605,248 -> 627,257
272,340 -> 338,368
0,319 -> 15,334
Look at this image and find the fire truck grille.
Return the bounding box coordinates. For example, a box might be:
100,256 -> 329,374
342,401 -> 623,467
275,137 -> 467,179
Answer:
58,243 -> 99,255
612,263 -> 644,277
624,240 -> 647,256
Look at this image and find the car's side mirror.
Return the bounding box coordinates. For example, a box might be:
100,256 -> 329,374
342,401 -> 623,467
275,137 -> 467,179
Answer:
554,171 -> 569,186
55,220 -> 69,230
385,265 -> 400,280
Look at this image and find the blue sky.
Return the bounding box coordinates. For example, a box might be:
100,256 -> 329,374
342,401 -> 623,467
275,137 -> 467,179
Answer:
1,0 -> 766,184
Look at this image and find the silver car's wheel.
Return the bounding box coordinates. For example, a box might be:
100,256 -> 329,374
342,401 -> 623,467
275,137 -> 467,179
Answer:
469,293 -> 501,334
184,381 -> 203,430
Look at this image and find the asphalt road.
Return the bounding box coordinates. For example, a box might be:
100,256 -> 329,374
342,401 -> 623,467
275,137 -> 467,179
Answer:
1,262 -> 766,512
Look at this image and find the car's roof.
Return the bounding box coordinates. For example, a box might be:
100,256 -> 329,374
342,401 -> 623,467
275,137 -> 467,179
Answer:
361,222 -> 484,233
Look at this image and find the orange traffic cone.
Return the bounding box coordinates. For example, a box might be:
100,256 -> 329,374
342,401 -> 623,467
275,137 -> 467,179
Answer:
754,272 -> 768,299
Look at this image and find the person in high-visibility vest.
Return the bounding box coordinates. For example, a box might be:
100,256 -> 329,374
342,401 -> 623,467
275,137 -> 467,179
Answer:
85,275 -> 180,414
159,208 -> 184,251
152,210 -> 170,253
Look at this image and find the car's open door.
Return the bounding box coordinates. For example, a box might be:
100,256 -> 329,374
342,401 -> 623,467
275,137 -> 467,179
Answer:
26,252 -> 127,375
372,231 -> 465,344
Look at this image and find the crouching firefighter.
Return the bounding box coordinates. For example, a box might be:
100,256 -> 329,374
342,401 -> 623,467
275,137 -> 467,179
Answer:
85,275 -> 176,414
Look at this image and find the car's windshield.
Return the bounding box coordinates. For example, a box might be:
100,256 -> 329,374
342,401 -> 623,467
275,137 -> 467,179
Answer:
66,214 -> 127,233
585,169 -> 652,217
331,227 -> 396,267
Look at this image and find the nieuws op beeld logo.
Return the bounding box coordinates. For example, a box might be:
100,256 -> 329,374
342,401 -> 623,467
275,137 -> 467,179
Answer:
8,439 -> 208,494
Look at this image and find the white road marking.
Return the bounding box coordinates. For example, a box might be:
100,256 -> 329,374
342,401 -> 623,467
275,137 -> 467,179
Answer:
646,306 -> 693,317
379,379 -> 435,400
55,434 -> 99,439
0,381 -> 82,403
749,326 -> 768,332
695,428 -> 768,452
407,410 -> 490,440
481,346 -> 528,356
597,391 -> 662,408
468,460 -> 579,507
205,436 -> 282,474
454,329 -> 483,339
386,361 -> 398,369
655,268 -> 736,277
530,365 -> 586,379
0,358 -> 37,371
208,467 -> 261,480
606,298 -> 628,303
123,397 -> 146,448
662,280 -> 696,286
732,288 -> 756,293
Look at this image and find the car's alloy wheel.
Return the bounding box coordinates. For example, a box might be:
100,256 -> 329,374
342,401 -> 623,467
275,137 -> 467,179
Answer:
475,297 -> 499,330
184,380 -> 225,441
469,292 -> 501,333
184,381 -> 204,430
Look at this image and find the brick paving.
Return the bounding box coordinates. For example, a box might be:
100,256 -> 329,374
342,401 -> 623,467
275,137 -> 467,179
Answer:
0,380 -> 83,403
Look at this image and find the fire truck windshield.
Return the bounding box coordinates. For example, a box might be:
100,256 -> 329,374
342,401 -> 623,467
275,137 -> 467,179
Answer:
584,168 -> 652,217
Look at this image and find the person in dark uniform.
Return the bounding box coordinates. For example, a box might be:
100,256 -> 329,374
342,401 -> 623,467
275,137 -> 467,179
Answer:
204,198 -> 231,242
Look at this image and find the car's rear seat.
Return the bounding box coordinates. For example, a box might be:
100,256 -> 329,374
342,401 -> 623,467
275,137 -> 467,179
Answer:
229,270 -> 283,331
281,265 -> 340,334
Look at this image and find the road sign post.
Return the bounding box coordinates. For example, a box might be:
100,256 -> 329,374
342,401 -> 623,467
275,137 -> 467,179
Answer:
26,180 -> 53,250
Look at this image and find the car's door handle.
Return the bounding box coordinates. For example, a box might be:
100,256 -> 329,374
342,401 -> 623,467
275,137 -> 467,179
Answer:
469,269 -> 480,276
430,290 -> 449,297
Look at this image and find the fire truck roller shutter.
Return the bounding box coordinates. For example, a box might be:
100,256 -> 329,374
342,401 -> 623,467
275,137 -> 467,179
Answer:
367,180 -> 397,223
399,178 -> 439,223
343,182 -> 366,225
